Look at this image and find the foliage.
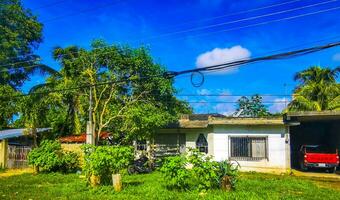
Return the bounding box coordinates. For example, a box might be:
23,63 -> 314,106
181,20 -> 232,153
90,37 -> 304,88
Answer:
17,89 -> 62,145
160,149 -> 239,191
60,151 -> 80,173
235,94 -> 270,117
159,155 -> 191,189
0,0 -> 56,88
82,145 -> 134,185
48,40 -> 191,141
28,140 -> 79,172
0,84 -> 20,129
289,66 -> 340,111
218,160 -> 240,189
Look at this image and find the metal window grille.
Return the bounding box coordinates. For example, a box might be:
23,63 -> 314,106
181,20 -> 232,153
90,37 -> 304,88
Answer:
230,137 -> 267,161
196,134 -> 208,153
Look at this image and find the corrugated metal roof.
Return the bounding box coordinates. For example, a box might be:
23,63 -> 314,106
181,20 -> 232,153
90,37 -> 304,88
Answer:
0,128 -> 51,140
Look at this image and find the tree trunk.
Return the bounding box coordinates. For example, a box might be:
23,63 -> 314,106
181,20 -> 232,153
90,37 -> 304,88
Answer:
221,175 -> 232,191
32,128 -> 37,148
90,174 -> 100,187
112,174 -> 122,192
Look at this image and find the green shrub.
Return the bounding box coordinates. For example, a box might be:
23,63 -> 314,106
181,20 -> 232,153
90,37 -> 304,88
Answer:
160,149 -> 239,191
218,160 -> 240,189
159,156 -> 191,189
82,145 -> 134,185
60,151 -> 80,173
28,140 -> 79,173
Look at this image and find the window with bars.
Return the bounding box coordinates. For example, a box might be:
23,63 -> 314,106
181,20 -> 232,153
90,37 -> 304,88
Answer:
196,134 -> 208,154
229,137 -> 267,161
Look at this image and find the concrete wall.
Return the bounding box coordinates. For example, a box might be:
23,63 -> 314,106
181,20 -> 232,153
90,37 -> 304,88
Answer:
212,125 -> 288,173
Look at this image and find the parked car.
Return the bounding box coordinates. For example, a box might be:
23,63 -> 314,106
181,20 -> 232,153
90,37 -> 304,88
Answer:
299,145 -> 339,173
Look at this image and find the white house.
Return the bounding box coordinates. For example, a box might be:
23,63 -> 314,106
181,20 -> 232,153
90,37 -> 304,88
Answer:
153,112 -> 340,173
155,114 -> 290,173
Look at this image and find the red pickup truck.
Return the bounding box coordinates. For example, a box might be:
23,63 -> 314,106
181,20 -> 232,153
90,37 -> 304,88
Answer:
299,145 -> 339,173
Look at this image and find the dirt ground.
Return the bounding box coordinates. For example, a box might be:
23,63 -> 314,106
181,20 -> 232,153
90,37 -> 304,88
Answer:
291,169 -> 340,190
0,168 -> 33,178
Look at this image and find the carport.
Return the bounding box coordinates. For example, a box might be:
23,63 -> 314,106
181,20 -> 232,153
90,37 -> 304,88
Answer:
284,111 -> 340,169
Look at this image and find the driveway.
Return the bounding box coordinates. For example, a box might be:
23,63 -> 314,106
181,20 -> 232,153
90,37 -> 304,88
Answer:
292,169 -> 340,179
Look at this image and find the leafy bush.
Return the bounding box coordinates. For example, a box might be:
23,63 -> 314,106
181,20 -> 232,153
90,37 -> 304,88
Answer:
82,145 -> 134,185
60,151 -> 80,173
218,160 -> 240,189
160,149 -> 239,191
159,156 -> 190,189
28,140 -> 79,173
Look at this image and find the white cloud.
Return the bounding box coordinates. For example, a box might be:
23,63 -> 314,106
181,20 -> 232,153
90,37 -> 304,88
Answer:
333,53 -> 340,61
213,103 -> 235,116
268,98 -> 288,113
195,45 -> 251,74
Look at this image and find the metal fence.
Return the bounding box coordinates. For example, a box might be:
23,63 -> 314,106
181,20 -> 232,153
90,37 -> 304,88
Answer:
7,145 -> 32,169
229,137 -> 267,161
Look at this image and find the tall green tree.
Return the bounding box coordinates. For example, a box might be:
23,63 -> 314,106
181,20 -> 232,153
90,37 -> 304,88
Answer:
235,94 -> 270,117
288,66 -> 340,111
30,40 -> 190,142
0,85 -> 20,129
0,0 -> 56,88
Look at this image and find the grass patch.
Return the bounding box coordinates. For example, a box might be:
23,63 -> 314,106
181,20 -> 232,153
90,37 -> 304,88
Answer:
0,171 -> 340,199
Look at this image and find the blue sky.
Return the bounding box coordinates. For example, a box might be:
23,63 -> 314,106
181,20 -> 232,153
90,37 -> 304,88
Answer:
22,0 -> 340,114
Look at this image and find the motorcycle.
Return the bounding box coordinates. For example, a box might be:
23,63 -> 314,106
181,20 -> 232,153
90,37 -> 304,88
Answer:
128,155 -> 153,174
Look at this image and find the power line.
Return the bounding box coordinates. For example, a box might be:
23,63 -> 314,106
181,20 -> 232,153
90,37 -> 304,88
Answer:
1,41 -> 339,99
41,0 -> 126,23
176,94 -> 292,97
146,5 -> 340,47
169,42 -> 340,77
139,0 -> 338,42
1,0 -> 338,67
30,0 -> 70,11
159,0 -> 305,31
186,101 -> 289,104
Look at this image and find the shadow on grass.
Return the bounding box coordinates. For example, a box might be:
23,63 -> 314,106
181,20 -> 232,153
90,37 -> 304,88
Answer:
123,180 -> 144,187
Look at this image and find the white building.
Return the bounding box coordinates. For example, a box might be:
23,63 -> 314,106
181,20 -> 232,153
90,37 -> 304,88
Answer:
154,112 -> 340,173
155,114 -> 290,173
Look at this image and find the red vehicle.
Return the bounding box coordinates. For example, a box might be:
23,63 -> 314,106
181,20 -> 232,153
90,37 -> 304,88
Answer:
299,145 -> 339,173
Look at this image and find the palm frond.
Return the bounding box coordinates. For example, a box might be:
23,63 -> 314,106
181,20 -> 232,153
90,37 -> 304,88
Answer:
27,63 -> 59,76
328,95 -> 340,110
288,96 -> 321,111
28,82 -> 55,94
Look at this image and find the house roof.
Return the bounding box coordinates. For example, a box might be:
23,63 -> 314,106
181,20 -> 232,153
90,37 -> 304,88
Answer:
0,128 -> 51,140
59,132 -> 111,143
209,117 -> 284,125
165,115 -> 284,129
284,111 -> 340,122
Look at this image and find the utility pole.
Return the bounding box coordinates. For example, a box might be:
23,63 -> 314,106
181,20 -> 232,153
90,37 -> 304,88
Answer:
284,83 -> 287,108
86,86 -> 94,144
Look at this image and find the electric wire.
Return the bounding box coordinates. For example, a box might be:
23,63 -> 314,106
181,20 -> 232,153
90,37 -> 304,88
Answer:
1,0 -> 337,67
1,41 -> 339,99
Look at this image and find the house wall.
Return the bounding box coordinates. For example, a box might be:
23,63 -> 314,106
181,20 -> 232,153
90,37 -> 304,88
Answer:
212,125 -> 288,173
157,125 -> 289,173
158,128 -> 213,155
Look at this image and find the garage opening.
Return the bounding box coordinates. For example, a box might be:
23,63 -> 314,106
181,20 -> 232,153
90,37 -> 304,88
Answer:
286,112 -> 340,170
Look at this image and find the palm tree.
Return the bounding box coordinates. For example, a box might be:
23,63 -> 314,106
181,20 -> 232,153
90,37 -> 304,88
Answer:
288,66 -> 340,111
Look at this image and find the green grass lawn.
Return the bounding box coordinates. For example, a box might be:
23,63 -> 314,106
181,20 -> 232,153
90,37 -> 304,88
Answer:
0,171 -> 340,200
